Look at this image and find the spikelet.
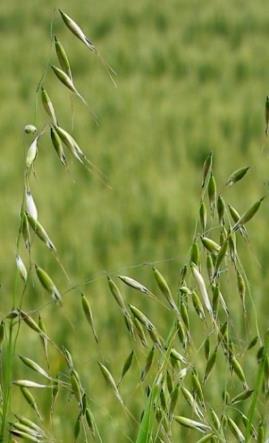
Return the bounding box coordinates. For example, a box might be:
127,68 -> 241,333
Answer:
35,265 -> 62,304
59,9 -> 96,52
16,255 -> 27,282
26,137 -> 38,168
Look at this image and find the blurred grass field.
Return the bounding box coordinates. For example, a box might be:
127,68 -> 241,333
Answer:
1,0 -> 269,441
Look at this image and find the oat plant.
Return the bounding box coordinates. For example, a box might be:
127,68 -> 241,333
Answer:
0,8 -> 114,443
0,6 -> 268,443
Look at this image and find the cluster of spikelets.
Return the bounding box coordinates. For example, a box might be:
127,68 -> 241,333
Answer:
0,7 -> 269,443
105,158 -> 269,442
0,9 -> 115,443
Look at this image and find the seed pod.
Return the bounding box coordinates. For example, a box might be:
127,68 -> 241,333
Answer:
233,197 -> 265,230
50,65 -> 74,92
118,275 -> 149,294
219,225 -> 228,246
228,204 -> 240,223
6,309 -> 19,320
11,422 -> 42,436
59,9 -> 96,52
25,190 -> 38,221
230,388 -> 253,405
230,356 -> 247,386
217,195 -> 225,224
24,124 -> 37,134
192,370 -> 204,405
174,416 -> 211,434
107,276 -> 126,310
192,290 -> 205,319
179,286 -> 192,296
10,429 -> 40,442
63,347 -> 74,369
14,380 -> 49,389
191,264 -> 213,316
217,287 -> 229,316
169,383 -> 179,418
54,36 -> 72,78
199,201 -> 207,231
180,301 -> 190,330
213,238 -> 228,279
73,413 -> 81,440
71,371 -> 82,405
16,255 -> 27,282
81,293 -> 98,343
206,254 -> 214,281
181,386 -> 203,419
190,242 -> 200,267
10,428 -> 40,442
10,424 -> 42,442
228,204 -> 248,238
19,355 -> 50,380
26,213 -> 55,251
236,269 -> 246,311
141,347 -> 155,381
166,370 -> 173,394
41,87 -> 57,125
179,264 -> 187,284
20,311 -> 43,335
98,362 -> 123,405
170,348 -> 187,364
26,137 -> 38,168
179,367 -> 189,381
50,127 -> 66,166
159,388 -> 167,411
119,350 -> 134,384
227,416 -> 245,442
204,347 -> 218,382
209,408 -> 221,431
85,408 -> 96,437
51,65 -> 86,104
153,267 -> 177,310
129,305 -> 154,331
20,211 -> 31,249
177,319 -> 188,349
81,392 -> 87,415
148,327 -> 162,349
123,312 -> 134,336
208,174 -> 217,214
202,152 -> 213,189
35,265 -> 62,304
133,318 -> 147,347
14,415 -> 44,435
228,231 -> 237,262
225,166 -> 250,187
54,125 -> 83,163
54,125 -> 107,183
201,236 -> 221,254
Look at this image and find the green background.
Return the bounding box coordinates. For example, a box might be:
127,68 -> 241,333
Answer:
1,0 -> 269,441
